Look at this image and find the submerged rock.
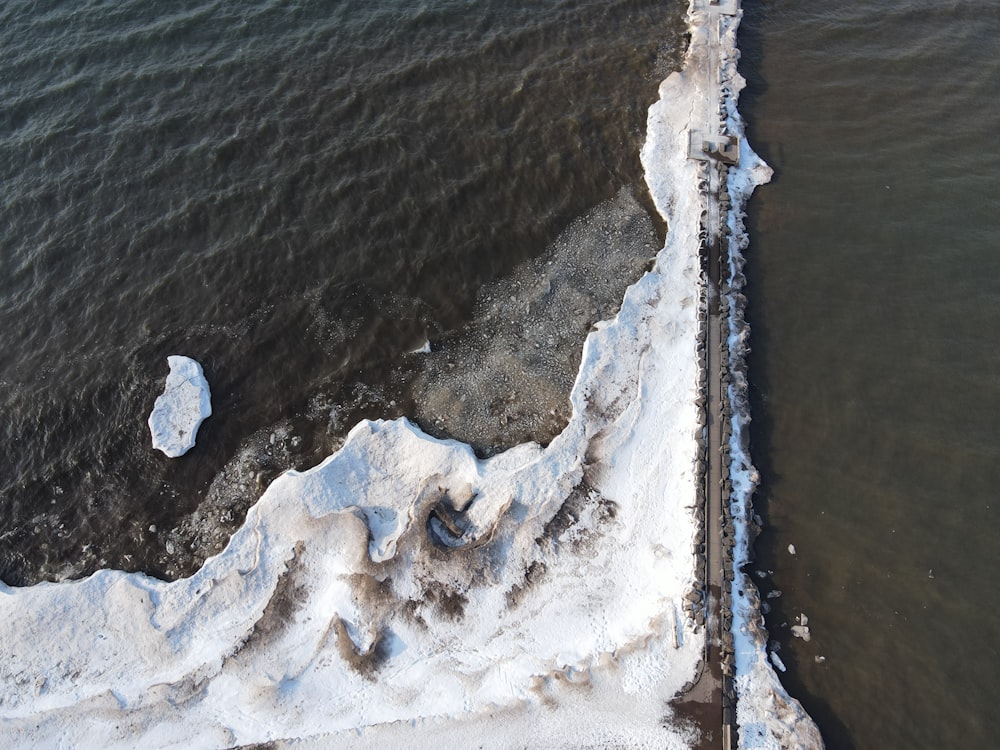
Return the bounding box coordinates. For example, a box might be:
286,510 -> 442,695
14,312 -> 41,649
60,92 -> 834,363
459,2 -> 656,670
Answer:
148,355 -> 212,458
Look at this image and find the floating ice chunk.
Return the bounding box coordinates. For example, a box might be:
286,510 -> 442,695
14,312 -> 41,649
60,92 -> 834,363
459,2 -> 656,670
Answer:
791,614 -> 811,642
790,625 -> 811,641
148,355 -> 212,458
770,650 -> 787,672
787,543 -> 796,555
409,339 -> 432,354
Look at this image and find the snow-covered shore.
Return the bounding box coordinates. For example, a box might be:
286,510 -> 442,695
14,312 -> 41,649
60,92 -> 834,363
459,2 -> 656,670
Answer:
0,3 -> 821,748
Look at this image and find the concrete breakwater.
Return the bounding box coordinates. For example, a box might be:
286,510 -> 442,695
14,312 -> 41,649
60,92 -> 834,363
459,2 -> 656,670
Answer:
675,2 -> 824,748
674,2 -> 746,746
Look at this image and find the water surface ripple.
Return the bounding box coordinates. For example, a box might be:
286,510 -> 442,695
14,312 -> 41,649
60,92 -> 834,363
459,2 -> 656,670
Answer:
740,2 -> 1000,748
0,0 -> 688,582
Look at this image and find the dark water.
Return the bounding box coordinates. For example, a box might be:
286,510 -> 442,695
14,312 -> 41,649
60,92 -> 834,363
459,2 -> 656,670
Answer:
0,0 -> 689,583
740,1 -> 1000,748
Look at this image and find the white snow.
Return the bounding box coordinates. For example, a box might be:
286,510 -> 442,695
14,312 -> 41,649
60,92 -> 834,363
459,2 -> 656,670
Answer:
0,3 -> 823,748
147,355 -> 212,458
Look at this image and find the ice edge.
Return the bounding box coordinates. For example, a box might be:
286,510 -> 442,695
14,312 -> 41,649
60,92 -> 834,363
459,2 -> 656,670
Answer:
713,4 -> 826,749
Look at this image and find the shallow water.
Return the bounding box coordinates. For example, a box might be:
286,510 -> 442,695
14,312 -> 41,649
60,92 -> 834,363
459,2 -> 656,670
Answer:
0,0 -> 688,583
739,1 -> 1000,747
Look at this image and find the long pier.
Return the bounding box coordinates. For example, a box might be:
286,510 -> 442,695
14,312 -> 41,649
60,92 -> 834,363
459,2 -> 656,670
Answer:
674,1 -> 742,748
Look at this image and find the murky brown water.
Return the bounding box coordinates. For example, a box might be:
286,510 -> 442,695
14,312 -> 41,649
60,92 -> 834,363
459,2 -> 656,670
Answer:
739,2 -> 1000,747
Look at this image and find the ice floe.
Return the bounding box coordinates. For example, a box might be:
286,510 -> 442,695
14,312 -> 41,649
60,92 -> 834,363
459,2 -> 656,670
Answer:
148,355 -> 212,458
